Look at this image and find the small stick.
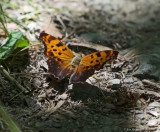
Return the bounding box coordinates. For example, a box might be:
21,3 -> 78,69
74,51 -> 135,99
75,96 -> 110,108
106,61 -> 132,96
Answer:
62,26 -> 77,41
142,79 -> 160,89
0,65 -> 29,93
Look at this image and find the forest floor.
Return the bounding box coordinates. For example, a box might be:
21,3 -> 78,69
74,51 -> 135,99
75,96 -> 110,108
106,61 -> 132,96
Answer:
0,0 -> 160,132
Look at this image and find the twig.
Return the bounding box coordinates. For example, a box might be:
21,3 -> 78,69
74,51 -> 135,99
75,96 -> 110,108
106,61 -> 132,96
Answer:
0,65 -> 29,93
142,79 -> 160,89
56,15 -> 67,35
62,26 -> 77,41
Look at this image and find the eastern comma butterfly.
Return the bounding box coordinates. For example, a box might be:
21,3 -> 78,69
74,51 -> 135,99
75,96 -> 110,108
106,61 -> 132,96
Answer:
39,32 -> 118,84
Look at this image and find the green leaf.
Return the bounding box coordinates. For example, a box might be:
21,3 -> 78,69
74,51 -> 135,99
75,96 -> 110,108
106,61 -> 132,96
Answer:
0,31 -> 29,60
14,38 -> 29,49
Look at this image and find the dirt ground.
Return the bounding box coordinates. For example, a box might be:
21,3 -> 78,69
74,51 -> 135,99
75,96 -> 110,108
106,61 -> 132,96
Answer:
0,0 -> 160,132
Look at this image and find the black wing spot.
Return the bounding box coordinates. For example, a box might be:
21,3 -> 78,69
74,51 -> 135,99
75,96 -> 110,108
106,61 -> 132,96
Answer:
86,66 -> 89,69
53,49 -> 57,51
96,60 -> 99,62
101,58 -> 103,60
43,38 -> 46,41
40,32 -> 48,38
56,43 -> 63,47
51,45 -> 54,48
106,52 -> 111,58
96,52 -> 101,57
90,61 -> 93,63
48,36 -> 55,43
91,55 -> 94,58
48,52 -> 54,56
48,35 -> 56,40
58,58 -> 61,61
48,39 -> 51,43
62,48 -> 67,51
58,52 -> 61,55
106,54 -> 109,58
94,64 -> 99,68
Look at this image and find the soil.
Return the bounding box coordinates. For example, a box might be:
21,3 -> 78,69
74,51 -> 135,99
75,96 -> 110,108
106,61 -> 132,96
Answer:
0,0 -> 160,132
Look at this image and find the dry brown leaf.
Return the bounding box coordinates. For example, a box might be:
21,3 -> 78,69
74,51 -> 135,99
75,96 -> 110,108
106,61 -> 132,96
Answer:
115,91 -> 140,107
67,42 -> 112,51
42,18 -> 62,38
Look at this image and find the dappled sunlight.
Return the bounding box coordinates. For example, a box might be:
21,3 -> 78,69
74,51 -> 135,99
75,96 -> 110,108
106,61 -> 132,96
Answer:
0,0 -> 160,131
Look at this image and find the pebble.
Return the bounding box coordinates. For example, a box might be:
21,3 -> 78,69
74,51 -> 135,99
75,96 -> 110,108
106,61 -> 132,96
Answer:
136,114 -> 145,119
136,100 -> 142,107
148,119 -> 158,127
68,84 -> 73,89
148,102 -> 160,108
33,78 -> 41,88
107,79 -> 121,89
58,93 -> 68,100
124,77 -> 134,83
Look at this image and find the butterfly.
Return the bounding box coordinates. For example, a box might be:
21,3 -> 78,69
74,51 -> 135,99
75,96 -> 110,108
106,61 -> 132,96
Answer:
39,32 -> 118,84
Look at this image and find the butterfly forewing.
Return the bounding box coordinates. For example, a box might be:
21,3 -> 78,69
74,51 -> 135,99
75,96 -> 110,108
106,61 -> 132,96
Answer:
39,32 -> 74,60
81,50 -> 118,69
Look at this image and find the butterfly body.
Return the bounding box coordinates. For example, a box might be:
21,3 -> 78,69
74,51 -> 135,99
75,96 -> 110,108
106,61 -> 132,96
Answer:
71,53 -> 82,66
39,32 -> 118,84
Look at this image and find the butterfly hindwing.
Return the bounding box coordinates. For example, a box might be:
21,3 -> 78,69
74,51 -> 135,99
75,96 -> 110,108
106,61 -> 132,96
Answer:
47,57 -> 71,80
69,65 -> 95,83
69,50 -> 118,83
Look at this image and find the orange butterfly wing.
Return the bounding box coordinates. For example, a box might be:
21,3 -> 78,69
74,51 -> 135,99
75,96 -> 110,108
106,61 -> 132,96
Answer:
69,50 -> 118,83
39,32 -> 75,80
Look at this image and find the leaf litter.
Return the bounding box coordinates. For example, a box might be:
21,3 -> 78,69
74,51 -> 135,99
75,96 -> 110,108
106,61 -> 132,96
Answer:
0,0 -> 160,131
